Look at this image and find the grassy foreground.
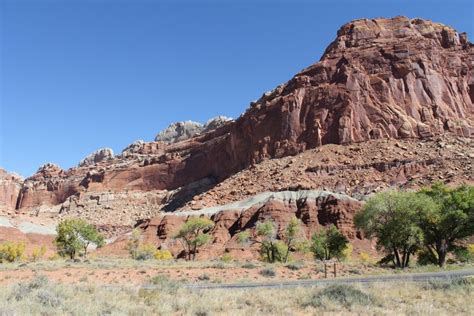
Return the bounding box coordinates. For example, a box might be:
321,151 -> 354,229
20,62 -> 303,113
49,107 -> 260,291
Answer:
0,274 -> 472,315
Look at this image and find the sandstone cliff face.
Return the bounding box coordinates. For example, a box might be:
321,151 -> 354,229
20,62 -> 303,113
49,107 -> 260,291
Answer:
4,17 -> 473,220
0,169 -> 23,213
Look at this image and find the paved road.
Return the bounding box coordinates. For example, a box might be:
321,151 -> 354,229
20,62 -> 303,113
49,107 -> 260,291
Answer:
183,269 -> 474,290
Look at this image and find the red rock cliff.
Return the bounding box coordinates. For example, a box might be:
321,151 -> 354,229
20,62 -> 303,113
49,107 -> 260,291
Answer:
8,16 -> 474,211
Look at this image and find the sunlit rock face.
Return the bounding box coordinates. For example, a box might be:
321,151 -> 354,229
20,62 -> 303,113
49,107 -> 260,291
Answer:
6,17 -> 473,229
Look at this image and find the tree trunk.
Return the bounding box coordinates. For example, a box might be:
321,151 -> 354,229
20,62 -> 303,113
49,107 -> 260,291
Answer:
393,247 -> 401,268
436,241 -> 447,267
84,242 -> 89,257
270,242 -> 276,263
404,251 -> 410,268
401,251 -> 406,269
437,249 -> 446,267
284,240 -> 291,263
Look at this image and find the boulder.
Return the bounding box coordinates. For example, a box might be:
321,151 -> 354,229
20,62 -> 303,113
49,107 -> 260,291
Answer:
154,121 -> 203,143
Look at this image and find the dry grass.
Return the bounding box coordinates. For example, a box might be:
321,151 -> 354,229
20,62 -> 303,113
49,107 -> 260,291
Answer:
0,258 -> 472,289
0,274 -> 472,315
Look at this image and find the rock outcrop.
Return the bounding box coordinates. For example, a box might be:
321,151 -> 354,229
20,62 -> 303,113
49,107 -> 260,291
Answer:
0,169 -> 23,213
155,121 -> 203,143
79,148 -> 114,167
202,116 -> 233,133
138,190 -> 364,259
154,116 -> 233,143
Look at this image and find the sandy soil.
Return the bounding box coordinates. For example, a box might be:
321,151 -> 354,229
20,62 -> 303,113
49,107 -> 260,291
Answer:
0,260 -> 385,286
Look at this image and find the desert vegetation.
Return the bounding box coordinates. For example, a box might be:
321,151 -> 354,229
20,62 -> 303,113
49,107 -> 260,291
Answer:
175,217 -> 215,261
356,183 -> 474,268
311,224 -> 349,261
55,218 -> 105,259
0,274 -> 471,315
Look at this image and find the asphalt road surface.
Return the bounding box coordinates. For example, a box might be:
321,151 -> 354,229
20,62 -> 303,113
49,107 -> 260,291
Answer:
183,269 -> 474,290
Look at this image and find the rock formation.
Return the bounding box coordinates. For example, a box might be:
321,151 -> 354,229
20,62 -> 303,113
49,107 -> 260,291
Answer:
202,116 -> 233,133
79,148 -> 114,167
0,169 -> 23,213
154,116 -> 232,143
0,17 -> 472,257
155,121 -> 203,143
138,190 -> 364,259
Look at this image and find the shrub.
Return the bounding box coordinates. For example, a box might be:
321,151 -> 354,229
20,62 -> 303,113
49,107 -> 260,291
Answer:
30,246 -> 47,262
149,275 -> 181,293
303,284 -> 375,308
210,262 -> 226,269
135,244 -> 157,261
342,244 -> 353,261
198,273 -> 210,281
359,252 -> 375,265
154,249 -> 173,260
127,228 -> 141,259
48,254 -> 61,261
10,275 -> 49,302
417,249 -> 438,265
422,277 -> 473,291
237,220 -> 295,263
138,288 -> 161,306
221,253 -> 232,263
454,245 -> 474,263
36,289 -> 63,307
259,268 -> 276,277
469,244 -> 474,256
295,240 -> 311,254
286,261 -> 305,271
0,242 -> 25,263
241,262 -> 257,269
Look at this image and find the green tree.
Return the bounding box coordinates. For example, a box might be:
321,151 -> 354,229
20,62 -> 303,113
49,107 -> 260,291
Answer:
80,223 -> 105,257
354,191 -> 432,268
311,225 -> 349,261
237,220 -> 288,263
283,216 -> 302,262
175,217 -> 214,260
417,183 -> 474,267
55,218 -> 105,259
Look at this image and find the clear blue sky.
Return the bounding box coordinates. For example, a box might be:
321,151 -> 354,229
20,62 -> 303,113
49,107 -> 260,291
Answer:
1,0 -> 472,177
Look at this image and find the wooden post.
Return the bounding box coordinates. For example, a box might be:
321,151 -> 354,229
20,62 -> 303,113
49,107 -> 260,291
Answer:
333,262 -> 337,278
324,263 -> 327,279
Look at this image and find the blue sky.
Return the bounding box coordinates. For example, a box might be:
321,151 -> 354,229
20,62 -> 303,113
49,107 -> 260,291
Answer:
1,0 -> 473,177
